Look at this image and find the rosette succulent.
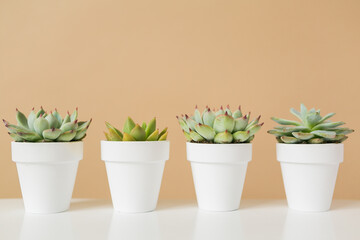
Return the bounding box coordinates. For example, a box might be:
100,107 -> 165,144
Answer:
177,105 -> 263,143
3,107 -> 92,142
104,117 -> 168,141
268,104 -> 354,144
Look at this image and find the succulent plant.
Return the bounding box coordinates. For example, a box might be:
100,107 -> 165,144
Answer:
268,104 -> 354,144
177,105 -> 263,143
3,107 -> 92,142
104,117 -> 168,141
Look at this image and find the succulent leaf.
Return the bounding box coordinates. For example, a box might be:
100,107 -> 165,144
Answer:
27,110 -> 36,131
312,122 -> 345,130
194,124 -> 216,141
308,138 -> 325,144
182,130 -> 192,141
185,115 -> 197,130
189,130 -> 205,142
36,107 -> 45,118
46,114 -> 60,129
145,118 -> 156,138
56,130 -> 76,142
16,109 -> 28,129
70,108 -> 78,122
281,136 -> 300,144
17,132 -> 42,142
146,129 -> 159,141
311,130 -> 336,139
306,113 -> 322,128
158,127 -> 168,139
61,114 -> 71,126
33,117 -> 50,136
42,128 -> 62,140
232,106 -> 242,119
73,129 -> 87,141
177,116 -> 190,133
292,132 -> 314,140
194,106 -> 203,124
248,123 -> 263,136
290,108 -> 302,121
105,121 -> 123,138
52,110 -> 62,125
271,117 -> 301,126
234,116 -> 249,131
202,109 -> 216,127
214,131 -> 233,143
130,124 -> 146,141
158,131 -> 168,141
213,114 -> 235,133
60,121 -> 77,133
233,131 -> 250,142
123,117 -> 136,134
9,132 -> 24,142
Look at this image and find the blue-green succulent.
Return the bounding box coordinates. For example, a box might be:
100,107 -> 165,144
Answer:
3,107 -> 91,142
177,105 -> 263,143
268,104 -> 354,144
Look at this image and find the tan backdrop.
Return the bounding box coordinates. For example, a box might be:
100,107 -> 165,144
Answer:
0,0 -> 359,200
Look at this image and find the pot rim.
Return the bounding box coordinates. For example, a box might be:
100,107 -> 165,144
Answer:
186,142 -> 252,164
276,143 -> 344,147
11,141 -> 83,145
101,140 -> 170,163
100,140 -> 169,144
276,143 -> 344,164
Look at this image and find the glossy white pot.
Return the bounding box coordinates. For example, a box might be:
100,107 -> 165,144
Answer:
277,143 -> 344,212
101,141 -> 170,213
186,143 -> 252,211
11,142 -> 83,214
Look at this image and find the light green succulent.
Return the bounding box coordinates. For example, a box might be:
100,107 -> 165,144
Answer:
268,104 -> 354,144
3,107 -> 92,142
104,117 -> 168,141
177,105 -> 263,143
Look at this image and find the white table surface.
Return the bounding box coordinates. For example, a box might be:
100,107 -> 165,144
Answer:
0,199 -> 359,240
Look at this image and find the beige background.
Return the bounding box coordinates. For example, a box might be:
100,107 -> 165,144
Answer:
0,0 -> 359,200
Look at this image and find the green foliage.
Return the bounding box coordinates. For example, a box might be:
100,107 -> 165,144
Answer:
268,104 -> 354,144
177,105 -> 263,143
3,107 -> 91,142
104,117 -> 168,141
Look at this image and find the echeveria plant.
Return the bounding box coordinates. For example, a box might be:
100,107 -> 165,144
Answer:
3,107 -> 91,142
104,117 -> 168,141
268,104 -> 354,144
177,105 -> 263,143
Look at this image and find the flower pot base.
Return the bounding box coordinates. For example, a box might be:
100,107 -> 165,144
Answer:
191,162 -> 248,212
281,162 -> 339,212
16,162 -> 79,214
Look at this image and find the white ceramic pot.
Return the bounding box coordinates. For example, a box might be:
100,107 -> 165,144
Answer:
11,142 -> 83,214
186,142 -> 252,212
101,141 -> 170,213
277,143 -> 344,212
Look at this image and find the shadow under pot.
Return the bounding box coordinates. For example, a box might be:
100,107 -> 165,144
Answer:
186,142 -> 252,212
11,142 -> 83,214
101,141 -> 170,213
276,143 -> 344,212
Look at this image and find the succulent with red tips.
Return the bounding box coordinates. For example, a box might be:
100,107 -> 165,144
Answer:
177,105 -> 263,143
3,108 -> 91,142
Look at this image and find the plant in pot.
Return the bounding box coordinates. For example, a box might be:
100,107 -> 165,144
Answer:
177,105 -> 263,211
101,117 -> 169,213
3,107 -> 91,213
268,104 -> 354,212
